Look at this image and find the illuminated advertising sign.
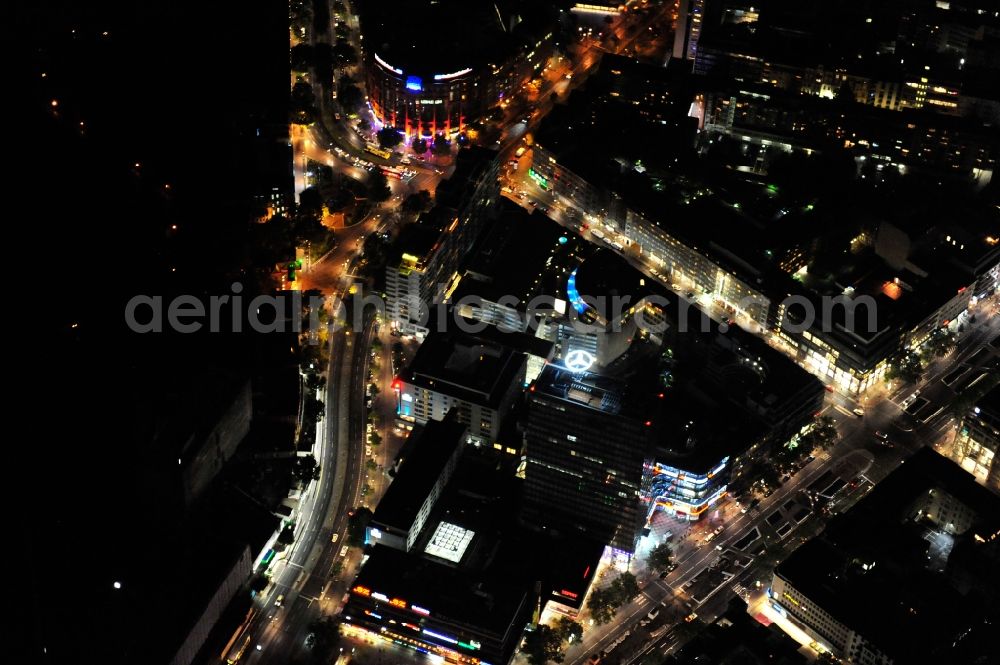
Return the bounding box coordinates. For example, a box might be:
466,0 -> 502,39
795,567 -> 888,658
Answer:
374,53 -> 403,75
434,68 -> 473,80
422,629 -> 458,644
564,349 -> 595,373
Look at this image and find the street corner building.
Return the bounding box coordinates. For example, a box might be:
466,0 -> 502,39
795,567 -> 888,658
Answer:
358,0 -> 559,140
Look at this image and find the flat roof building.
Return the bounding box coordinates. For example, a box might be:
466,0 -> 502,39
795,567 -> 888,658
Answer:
952,381 -> 1000,491
360,0 -> 557,139
522,365 -> 655,553
345,445 -> 594,665
368,415 -> 467,552
345,544 -> 532,665
395,325 -> 528,446
769,448 -> 1000,664
386,147 -> 500,336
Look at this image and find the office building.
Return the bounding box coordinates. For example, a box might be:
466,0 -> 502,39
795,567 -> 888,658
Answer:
672,0 -> 706,63
666,597 -> 808,665
345,544 -> 532,665
386,147 -> 501,335
344,449 -> 558,665
367,416 -> 467,552
522,365 -> 655,553
450,198 -> 584,336
643,285 -> 825,520
526,56 -> 997,394
395,325 -> 528,446
769,448 -> 1000,663
952,382 -> 1000,491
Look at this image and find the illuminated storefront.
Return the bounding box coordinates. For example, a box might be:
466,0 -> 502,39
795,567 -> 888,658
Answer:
342,562 -> 530,665
641,457 -> 729,521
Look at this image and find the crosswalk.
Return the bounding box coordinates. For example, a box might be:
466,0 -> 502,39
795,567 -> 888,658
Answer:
731,582 -> 752,601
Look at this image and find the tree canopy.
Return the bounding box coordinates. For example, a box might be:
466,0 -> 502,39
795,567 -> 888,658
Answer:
586,572 -> 640,625
402,189 -> 432,214
521,624 -> 565,665
377,127 -> 402,149
432,133 -> 450,155
647,542 -> 673,574
885,351 -> 923,385
367,169 -> 391,203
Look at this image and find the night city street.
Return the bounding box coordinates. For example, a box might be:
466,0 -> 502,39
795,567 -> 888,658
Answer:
24,1 -> 999,665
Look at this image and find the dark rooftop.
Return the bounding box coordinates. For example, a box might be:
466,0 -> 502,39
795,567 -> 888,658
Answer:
351,543 -> 530,636
401,327 -> 527,408
651,389 -> 766,474
426,309 -> 555,360
776,448 -> 1000,663
455,198 -> 579,305
667,597 -> 809,665
372,417 -> 467,531
532,364 -> 654,420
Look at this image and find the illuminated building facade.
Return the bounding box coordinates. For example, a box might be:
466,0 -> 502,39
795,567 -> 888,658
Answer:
642,457 -> 729,521
359,0 -> 555,138
365,54 -> 506,139
522,366 -> 653,553
343,545 -> 532,665
394,326 -> 527,447
386,148 -> 500,335
530,102 -> 992,396
672,0 -> 705,63
952,384 -> 1000,491
367,416 -> 466,552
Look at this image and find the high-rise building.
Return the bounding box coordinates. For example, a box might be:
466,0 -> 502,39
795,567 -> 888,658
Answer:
522,365 -> 654,553
672,0 -> 705,63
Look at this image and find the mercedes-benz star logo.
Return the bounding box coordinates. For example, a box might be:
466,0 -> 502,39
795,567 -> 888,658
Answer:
565,349 -> 596,373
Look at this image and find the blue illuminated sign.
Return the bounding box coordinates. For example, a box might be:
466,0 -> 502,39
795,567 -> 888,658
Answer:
567,268 -> 588,314
405,76 -> 423,92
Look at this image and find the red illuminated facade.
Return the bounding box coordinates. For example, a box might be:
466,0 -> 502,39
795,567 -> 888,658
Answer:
365,52 -> 526,139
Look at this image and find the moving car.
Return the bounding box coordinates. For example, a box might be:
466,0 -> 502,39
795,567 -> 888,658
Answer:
275,594 -> 284,607
852,407 -> 865,417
